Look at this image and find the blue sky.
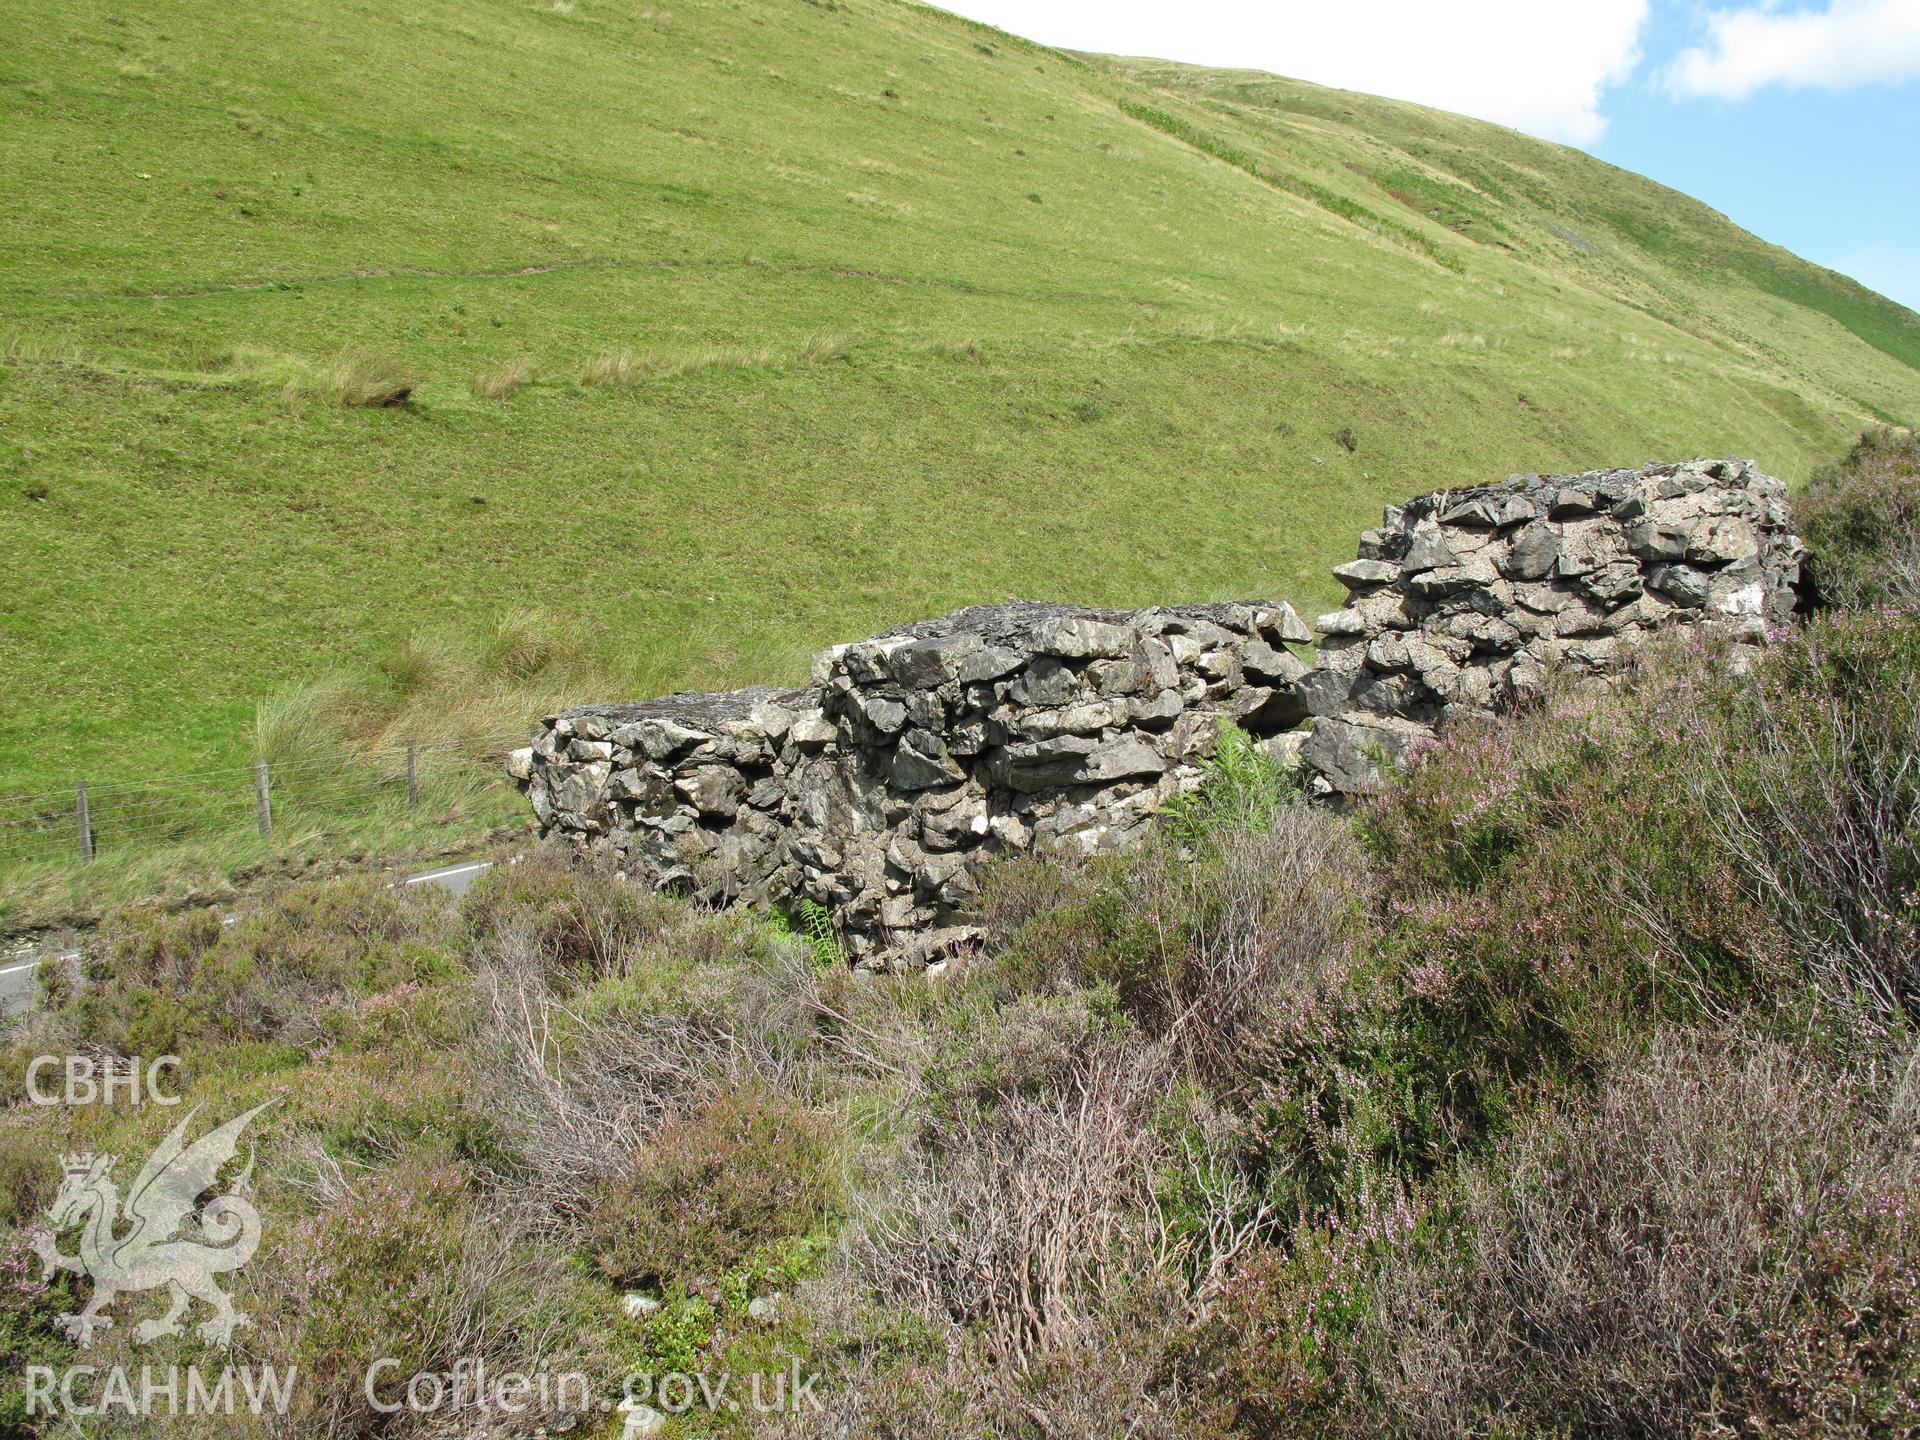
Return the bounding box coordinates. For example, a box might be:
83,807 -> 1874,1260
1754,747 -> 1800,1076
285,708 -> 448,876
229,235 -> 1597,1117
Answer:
936,1 -> 1920,312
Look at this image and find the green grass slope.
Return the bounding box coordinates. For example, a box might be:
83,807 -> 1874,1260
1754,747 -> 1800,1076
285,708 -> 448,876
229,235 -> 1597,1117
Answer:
1,0 -> 1916,800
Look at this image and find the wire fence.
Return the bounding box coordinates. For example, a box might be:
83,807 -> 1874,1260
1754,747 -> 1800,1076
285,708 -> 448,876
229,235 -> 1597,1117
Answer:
0,731 -> 533,871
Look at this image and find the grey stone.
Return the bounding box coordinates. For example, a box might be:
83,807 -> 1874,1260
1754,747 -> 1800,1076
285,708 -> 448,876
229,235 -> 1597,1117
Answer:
891,731 -> 965,791
1626,521 -> 1688,562
1513,583 -> 1572,615
1548,488 -> 1597,519
677,765 -> 745,819
1007,656 -> 1079,708
1495,495 -> 1539,527
1649,563 -> 1711,607
1087,658 -> 1145,695
1082,736 -> 1167,784
1297,666 -> 1356,717
551,763 -> 612,826
788,714 -> 837,748
1016,698 -> 1129,739
1402,525 -> 1458,574
922,794 -> 989,850
1367,634 -> 1412,671
1689,517 -> 1760,566
1242,639 -> 1310,685
1441,612 -> 1522,651
1440,498 -> 1499,527
862,696 -> 909,735
1129,688 -> 1185,729
1194,648 -> 1238,681
1504,522 -> 1560,580
889,634 -> 982,689
1355,672 -> 1434,720
1585,562 -> 1645,608
989,734 -> 1099,792
1034,616 -> 1133,659
1139,636 -> 1180,690
1316,609 -> 1371,637
1255,602 -> 1316,646
618,717 -> 709,762
957,643 -> 1026,685
1408,560 -> 1499,600
1333,558 -> 1400,589
1299,718 -> 1398,794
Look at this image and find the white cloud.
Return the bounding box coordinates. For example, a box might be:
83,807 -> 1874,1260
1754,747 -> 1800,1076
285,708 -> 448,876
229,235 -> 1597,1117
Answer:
1669,0 -> 1920,100
932,1 -> 1649,145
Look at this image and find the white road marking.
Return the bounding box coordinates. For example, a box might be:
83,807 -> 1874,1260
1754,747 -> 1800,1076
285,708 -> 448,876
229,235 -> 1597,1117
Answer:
403,861 -> 490,886
0,958 -> 44,977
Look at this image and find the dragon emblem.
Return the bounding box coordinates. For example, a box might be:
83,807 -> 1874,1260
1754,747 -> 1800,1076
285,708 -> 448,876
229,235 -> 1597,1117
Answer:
33,1100 -> 274,1347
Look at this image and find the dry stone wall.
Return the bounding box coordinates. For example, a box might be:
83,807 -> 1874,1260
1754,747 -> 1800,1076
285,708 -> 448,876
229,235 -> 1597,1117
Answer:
512,458 -> 1805,964
1299,457 -> 1804,792
511,600 -> 1319,965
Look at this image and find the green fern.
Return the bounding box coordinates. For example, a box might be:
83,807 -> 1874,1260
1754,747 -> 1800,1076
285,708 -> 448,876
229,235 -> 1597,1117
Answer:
1160,721 -> 1303,841
798,898 -> 843,968
770,896 -> 846,968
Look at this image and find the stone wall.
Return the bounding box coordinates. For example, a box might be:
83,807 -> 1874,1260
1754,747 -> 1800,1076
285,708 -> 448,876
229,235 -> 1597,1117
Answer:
511,458 -> 1805,963
511,599 -> 1318,965
1299,457 -> 1804,792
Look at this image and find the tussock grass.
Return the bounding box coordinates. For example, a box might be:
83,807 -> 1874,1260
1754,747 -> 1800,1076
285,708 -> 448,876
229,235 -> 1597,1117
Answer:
578,350 -> 645,387
282,348 -> 414,407
579,335 -> 850,388
471,354 -> 535,401
258,609 -> 602,770
0,332 -> 88,368
250,678 -> 363,772
479,606 -> 584,682
800,330 -> 852,363
373,630 -> 454,697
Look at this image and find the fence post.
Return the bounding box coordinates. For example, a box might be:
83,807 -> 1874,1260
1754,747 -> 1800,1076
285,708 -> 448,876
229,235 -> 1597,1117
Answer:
255,759 -> 273,837
76,783 -> 93,865
407,742 -> 419,810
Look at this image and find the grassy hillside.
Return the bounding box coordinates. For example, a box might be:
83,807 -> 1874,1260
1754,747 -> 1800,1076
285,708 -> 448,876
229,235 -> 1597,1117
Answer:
1,0 -> 1915,804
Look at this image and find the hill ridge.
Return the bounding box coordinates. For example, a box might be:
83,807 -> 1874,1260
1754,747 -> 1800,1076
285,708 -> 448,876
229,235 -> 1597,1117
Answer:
0,0 -> 1913,804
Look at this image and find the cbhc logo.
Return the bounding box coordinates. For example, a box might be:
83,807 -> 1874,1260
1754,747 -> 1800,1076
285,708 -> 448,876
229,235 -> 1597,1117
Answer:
26,1056 -> 182,1107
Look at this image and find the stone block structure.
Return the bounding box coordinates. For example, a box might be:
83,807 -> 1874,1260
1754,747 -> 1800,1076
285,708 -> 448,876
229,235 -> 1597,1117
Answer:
1299,457 -> 1803,790
512,600 -> 1318,964
512,458 -> 1805,963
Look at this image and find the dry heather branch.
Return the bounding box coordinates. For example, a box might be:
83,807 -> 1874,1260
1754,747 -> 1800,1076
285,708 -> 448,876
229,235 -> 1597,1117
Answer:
1151,1115 -> 1278,1308
1690,646 -> 1920,1019
276,1130 -> 364,1209
467,920 -> 837,1219
240,1174 -> 589,1440
849,1037 -> 1175,1370
470,921 -> 739,1216
1166,806 -> 1361,1083
1363,1031 -> 1920,1437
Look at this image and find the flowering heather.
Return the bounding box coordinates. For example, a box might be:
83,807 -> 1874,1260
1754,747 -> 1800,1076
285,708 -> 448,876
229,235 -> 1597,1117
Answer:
1798,425 -> 1920,610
